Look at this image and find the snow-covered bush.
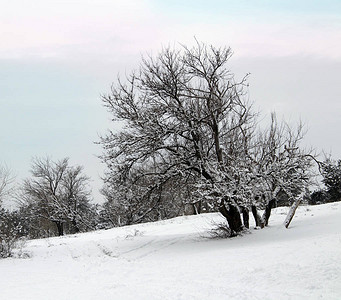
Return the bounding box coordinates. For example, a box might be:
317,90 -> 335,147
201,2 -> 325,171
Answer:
0,209 -> 24,258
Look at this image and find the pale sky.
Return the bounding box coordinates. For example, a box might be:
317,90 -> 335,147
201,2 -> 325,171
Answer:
1,0 -> 341,204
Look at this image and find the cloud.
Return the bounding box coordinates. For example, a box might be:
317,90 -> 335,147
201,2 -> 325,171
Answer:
0,0 -> 156,59
2,0 -> 340,62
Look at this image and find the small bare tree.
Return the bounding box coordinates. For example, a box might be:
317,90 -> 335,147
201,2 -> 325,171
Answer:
0,165 -> 15,206
21,157 -> 95,236
248,114 -> 316,227
0,166 -> 21,257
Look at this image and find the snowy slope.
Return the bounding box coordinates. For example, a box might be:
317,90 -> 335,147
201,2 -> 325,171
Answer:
0,202 -> 340,300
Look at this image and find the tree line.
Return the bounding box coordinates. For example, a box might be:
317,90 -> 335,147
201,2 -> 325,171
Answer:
1,41 -> 340,256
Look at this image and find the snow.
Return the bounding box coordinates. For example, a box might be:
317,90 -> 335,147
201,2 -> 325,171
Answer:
0,202 -> 340,300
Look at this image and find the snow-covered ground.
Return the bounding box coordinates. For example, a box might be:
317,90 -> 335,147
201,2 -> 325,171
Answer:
0,202 -> 340,300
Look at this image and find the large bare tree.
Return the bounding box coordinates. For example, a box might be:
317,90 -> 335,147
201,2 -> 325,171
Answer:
100,41 -> 255,228
100,41 -> 316,234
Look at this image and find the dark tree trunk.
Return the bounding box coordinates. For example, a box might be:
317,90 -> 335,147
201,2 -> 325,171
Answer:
251,205 -> 264,228
55,221 -> 64,236
240,206 -> 249,229
72,219 -> 80,234
262,199 -> 276,226
219,197 -> 243,236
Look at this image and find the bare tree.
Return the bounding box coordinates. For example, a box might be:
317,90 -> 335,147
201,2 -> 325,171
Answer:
0,208 -> 24,258
0,165 -> 15,206
248,114 -> 316,227
21,157 -> 95,236
100,41 -> 255,229
100,41 -> 316,235
0,166 -> 21,257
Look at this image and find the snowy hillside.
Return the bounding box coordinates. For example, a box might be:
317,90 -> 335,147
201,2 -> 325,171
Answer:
0,202 -> 340,300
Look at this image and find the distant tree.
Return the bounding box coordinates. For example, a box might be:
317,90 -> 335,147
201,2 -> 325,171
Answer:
0,166 -> 22,257
20,157 -> 96,236
309,189 -> 330,205
0,208 -> 24,258
100,174 -> 186,227
321,159 -> 341,202
0,165 -> 14,206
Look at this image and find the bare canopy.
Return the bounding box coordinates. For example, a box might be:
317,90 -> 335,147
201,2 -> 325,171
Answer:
100,41 -> 316,233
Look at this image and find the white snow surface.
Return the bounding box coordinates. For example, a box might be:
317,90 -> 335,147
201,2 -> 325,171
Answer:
1,202 -> 340,300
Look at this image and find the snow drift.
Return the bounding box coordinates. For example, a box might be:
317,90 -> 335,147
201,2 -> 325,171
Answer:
0,202 -> 340,300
